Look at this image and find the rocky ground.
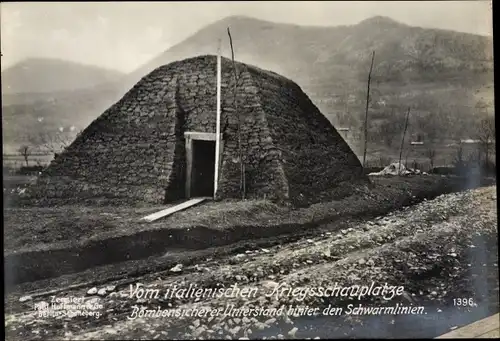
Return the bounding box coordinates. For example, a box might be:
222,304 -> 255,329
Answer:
4,186 -> 499,340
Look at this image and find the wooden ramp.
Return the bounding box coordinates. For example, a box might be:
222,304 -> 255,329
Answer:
436,313 -> 499,339
141,197 -> 209,222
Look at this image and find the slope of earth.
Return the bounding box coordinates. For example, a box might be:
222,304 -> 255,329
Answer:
4,176 -> 465,253
4,175 -> 494,288
4,186 -> 498,340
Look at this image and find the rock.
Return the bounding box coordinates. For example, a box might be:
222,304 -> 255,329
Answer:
358,258 -> 366,265
97,288 -> 107,296
341,229 -> 347,235
288,327 -> 298,337
256,322 -> 267,330
87,287 -> 98,295
261,248 -> 270,253
19,295 -> 32,303
401,292 -> 416,304
265,318 -> 277,325
306,239 -> 314,244
230,326 -> 241,336
106,285 -> 116,292
170,264 -> 183,273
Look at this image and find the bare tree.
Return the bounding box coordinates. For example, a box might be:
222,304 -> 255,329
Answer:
227,27 -> 246,199
18,145 -> 31,167
475,115 -> 495,168
377,110 -> 406,148
362,51 -> 375,168
398,107 -> 411,174
452,141 -> 466,173
425,146 -> 437,170
28,130 -> 76,155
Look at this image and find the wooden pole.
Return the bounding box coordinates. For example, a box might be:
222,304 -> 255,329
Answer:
362,51 -> 375,168
398,107 -> 411,175
214,39 -> 222,198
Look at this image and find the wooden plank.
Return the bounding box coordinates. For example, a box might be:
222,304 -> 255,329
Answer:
141,198 -> 208,222
436,313 -> 499,339
477,329 -> 499,338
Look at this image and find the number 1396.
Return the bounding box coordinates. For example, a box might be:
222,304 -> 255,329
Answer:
453,298 -> 475,306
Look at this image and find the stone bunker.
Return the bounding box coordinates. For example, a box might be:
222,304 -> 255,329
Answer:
27,55 -> 369,207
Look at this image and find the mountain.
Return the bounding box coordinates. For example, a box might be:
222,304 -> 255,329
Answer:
124,15 -> 494,155
1,58 -> 125,94
129,15 -> 492,88
2,16 -> 494,154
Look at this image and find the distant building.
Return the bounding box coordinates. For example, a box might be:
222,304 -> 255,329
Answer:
460,139 -> 494,144
337,127 -> 350,139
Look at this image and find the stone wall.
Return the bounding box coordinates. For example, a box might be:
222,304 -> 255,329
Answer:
247,67 -> 368,206
25,55 -> 366,207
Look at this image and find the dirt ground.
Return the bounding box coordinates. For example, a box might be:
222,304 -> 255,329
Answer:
4,175 -> 492,288
4,185 -> 498,340
4,175 -> 487,254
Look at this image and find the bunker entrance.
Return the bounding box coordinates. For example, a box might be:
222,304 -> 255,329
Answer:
190,140 -> 216,197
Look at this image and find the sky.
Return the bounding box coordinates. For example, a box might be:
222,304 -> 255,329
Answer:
0,1 -> 493,73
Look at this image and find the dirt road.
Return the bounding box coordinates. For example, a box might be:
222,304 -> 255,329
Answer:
5,186 -> 498,340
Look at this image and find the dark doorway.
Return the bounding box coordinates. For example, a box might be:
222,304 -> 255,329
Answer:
191,140 -> 215,197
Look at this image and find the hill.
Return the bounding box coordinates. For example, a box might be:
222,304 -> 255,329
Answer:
2,16 -> 494,156
1,58 -> 124,94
